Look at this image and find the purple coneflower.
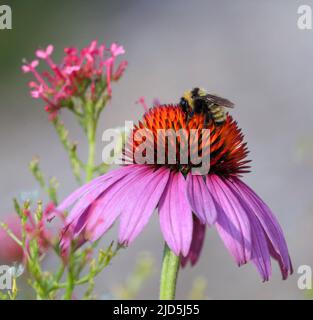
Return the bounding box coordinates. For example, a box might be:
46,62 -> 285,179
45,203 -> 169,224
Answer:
57,105 -> 292,298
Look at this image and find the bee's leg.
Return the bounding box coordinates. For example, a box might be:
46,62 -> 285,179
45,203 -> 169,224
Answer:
188,110 -> 195,118
204,111 -> 211,127
186,110 -> 194,125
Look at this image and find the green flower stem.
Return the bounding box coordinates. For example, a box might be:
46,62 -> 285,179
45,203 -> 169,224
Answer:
86,119 -> 96,182
159,243 -> 180,300
64,254 -> 75,300
52,118 -> 83,184
85,100 -> 97,182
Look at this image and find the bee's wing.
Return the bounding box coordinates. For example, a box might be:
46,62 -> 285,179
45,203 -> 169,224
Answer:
201,94 -> 235,108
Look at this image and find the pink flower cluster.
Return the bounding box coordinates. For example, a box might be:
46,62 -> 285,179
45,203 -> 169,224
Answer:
22,41 -> 127,120
23,204 -> 54,257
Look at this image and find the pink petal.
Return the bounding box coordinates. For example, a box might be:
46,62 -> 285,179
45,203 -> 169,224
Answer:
46,44 -> 54,55
22,65 -> 30,73
85,165 -> 152,241
66,165 -> 146,228
22,60 -> 38,73
267,239 -> 293,280
36,50 -> 46,59
57,165 -> 142,214
118,167 -> 170,244
250,217 -> 272,281
31,60 -> 39,68
110,43 -> 125,56
223,178 -> 272,280
36,45 -> 54,59
159,171 -> 193,256
89,40 -> 97,52
230,177 -> 292,278
186,174 -> 217,225
31,90 -> 41,98
64,65 -> 80,74
206,175 -> 252,266
181,217 -> 206,267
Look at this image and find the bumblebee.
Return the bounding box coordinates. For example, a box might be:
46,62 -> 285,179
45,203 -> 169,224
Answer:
179,87 -> 234,125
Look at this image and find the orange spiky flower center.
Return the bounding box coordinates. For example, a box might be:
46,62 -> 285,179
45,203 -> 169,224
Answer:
124,104 -> 250,176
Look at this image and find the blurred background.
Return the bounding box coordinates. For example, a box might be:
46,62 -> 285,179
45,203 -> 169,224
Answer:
0,0 -> 313,299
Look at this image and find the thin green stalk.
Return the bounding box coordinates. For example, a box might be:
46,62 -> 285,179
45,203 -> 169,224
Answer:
159,243 -> 180,300
52,118 -> 83,184
85,101 -> 96,182
0,222 -> 23,247
55,264 -> 65,283
86,123 -> 96,182
64,255 -> 75,300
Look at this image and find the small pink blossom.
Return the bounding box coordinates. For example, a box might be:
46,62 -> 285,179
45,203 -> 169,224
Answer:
36,45 -> 54,59
64,65 -> 80,75
31,84 -> 44,99
110,43 -> 125,57
22,60 -> 39,73
136,96 -> 149,112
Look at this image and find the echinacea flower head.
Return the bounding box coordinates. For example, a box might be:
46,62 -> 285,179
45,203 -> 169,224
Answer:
58,104 -> 292,281
22,41 -> 127,119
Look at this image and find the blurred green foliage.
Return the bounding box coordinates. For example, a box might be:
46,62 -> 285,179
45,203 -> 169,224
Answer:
112,252 -> 156,299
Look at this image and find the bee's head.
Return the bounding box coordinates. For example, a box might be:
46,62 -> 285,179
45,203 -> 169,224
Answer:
182,87 -> 207,109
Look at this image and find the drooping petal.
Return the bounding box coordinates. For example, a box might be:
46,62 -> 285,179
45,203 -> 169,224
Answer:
250,218 -> 272,281
222,179 -> 272,281
229,177 -> 292,278
60,165 -> 148,249
159,171 -> 193,256
186,174 -> 217,225
267,238 -> 293,280
181,217 -> 206,267
57,165 -> 143,221
57,165 -> 134,212
81,166 -> 152,241
118,167 -> 170,244
206,174 -> 252,266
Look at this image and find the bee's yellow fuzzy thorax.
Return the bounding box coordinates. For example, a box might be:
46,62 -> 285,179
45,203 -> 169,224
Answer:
183,88 -> 207,109
182,91 -> 193,108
